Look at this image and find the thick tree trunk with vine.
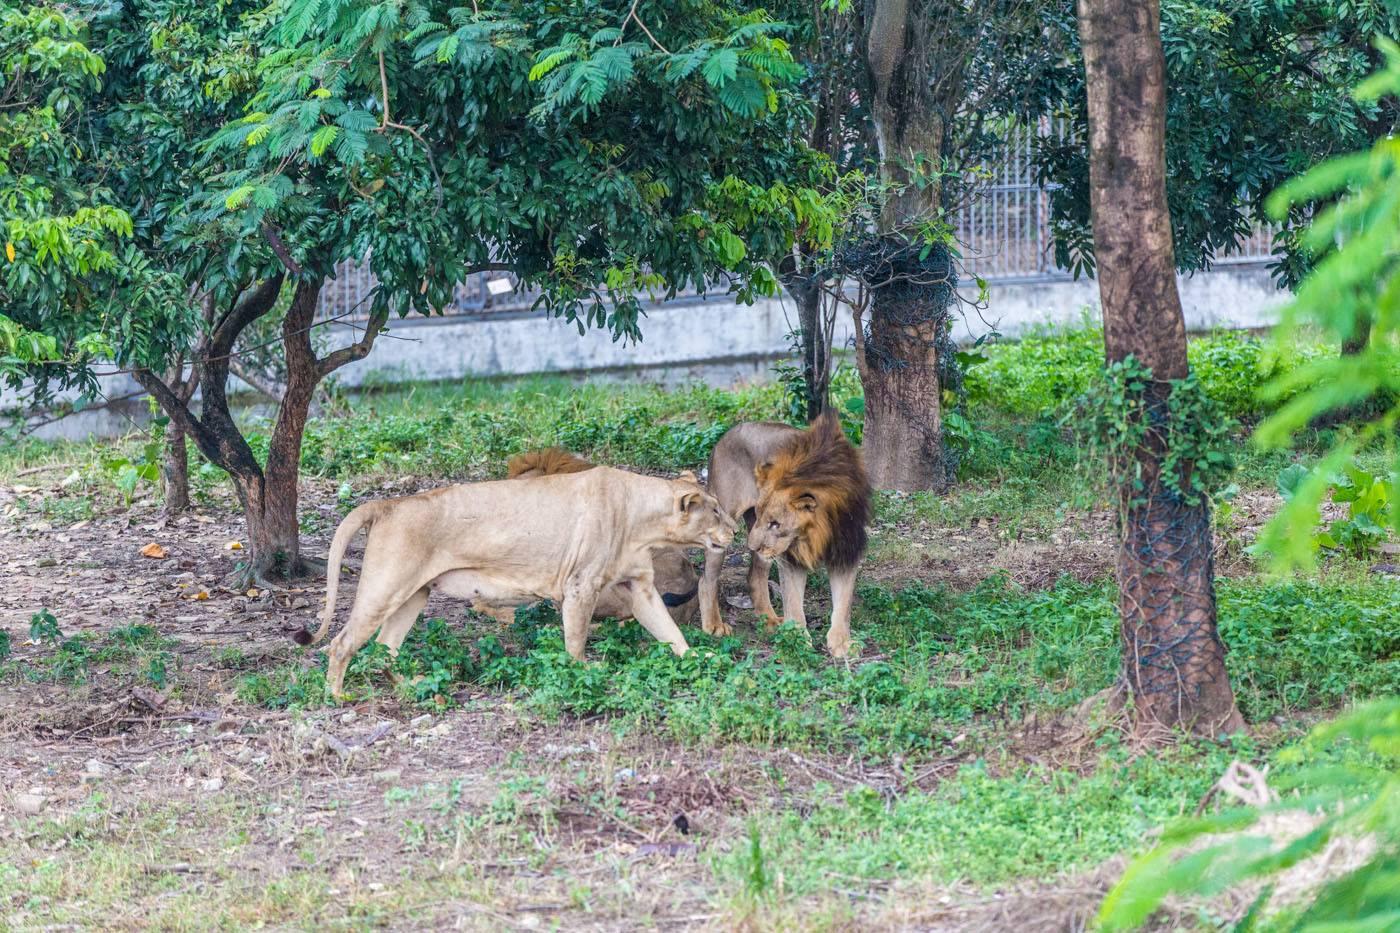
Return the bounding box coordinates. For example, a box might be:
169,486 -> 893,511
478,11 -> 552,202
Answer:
857,249 -> 950,492
1079,0 -> 1245,737
859,0 -> 954,492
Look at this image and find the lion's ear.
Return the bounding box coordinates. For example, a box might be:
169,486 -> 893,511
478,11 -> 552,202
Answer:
795,493 -> 818,512
679,491 -> 703,514
754,462 -> 772,485
676,470 -> 698,484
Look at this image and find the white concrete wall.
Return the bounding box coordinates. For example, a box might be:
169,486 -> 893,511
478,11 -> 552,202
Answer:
325,263 -> 1286,387
6,263 -> 1288,440
960,264 -> 1286,341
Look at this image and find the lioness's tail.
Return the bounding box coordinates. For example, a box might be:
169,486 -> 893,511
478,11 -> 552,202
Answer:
506,447 -> 594,479
293,501 -> 385,647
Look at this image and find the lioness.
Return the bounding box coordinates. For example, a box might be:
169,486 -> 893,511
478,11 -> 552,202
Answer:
699,411 -> 871,657
490,448 -> 699,625
295,468 -> 736,698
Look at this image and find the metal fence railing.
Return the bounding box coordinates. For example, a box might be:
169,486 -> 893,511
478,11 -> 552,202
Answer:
319,122 -> 1280,319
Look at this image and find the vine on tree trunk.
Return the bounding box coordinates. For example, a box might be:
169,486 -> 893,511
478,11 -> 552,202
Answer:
1073,356 -> 1245,735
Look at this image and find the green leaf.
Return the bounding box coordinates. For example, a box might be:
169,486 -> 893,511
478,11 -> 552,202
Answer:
701,48 -> 739,87
224,185 -> 256,210
310,124 -> 338,158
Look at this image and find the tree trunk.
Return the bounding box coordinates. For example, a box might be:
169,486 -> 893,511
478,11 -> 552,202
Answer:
243,277 -> 326,582
158,357 -> 198,515
1078,0 -> 1245,737
860,1 -> 954,491
860,253 -> 949,491
785,265 -> 830,422
161,421 -> 190,513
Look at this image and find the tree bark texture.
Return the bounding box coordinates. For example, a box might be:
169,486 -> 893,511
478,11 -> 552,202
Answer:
859,0 -> 955,492
1078,0 -> 1245,737
856,249 -> 951,492
782,259 -> 831,422
161,420 -> 190,513
159,357 -> 198,514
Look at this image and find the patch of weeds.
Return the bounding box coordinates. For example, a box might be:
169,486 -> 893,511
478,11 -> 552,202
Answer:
1219,580 -> 1400,718
236,661 -> 331,709
213,646 -> 252,670
711,735 -> 1248,893
29,609 -> 62,644
39,495 -> 96,524
241,575 -> 1396,757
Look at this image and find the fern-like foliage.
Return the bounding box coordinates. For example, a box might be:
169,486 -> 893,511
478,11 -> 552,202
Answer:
1098,698 -> 1400,930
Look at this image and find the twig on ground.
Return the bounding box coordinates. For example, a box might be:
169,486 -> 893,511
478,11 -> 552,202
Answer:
14,463 -> 74,478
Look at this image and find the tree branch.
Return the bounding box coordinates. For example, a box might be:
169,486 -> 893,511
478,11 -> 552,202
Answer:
211,273 -> 286,361
261,222 -> 303,275
133,369 -> 221,461
317,305 -> 390,378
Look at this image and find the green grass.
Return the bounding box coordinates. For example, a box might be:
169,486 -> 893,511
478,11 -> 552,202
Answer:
239,576 -> 1398,761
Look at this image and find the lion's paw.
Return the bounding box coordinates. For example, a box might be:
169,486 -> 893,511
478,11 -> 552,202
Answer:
826,632 -> 851,659
703,619 -> 734,637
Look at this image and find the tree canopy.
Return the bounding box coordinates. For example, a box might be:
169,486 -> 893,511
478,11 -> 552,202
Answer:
1036,0 -> 1400,285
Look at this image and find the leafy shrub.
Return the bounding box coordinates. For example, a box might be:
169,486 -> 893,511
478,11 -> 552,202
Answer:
1274,460 -> 1392,559
967,324 -> 1324,422
1098,699 -> 1400,931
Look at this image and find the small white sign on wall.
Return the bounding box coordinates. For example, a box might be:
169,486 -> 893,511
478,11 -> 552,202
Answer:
486,278 -> 513,296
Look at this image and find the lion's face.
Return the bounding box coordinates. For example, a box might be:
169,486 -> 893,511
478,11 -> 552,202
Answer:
670,473 -> 737,553
748,462 -> 818,560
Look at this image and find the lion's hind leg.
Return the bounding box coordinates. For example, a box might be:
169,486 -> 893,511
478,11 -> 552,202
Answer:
325,574 -> 426,700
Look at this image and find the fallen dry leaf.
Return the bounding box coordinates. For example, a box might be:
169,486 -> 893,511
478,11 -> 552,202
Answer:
140,543 -> 169,560
226,541 -> 243,551
247,588 -> 260,598
193,589 -> 210,601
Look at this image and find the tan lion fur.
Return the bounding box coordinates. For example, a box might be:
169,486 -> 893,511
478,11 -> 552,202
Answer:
699,411 -> 871,657
297,468 -> 735,698
506,447 -> 593,479
491,448 -> 700,625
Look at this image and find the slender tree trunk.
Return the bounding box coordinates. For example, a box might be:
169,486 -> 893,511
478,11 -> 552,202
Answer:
161,421 -> 190,512
860,1 -> 954,492
1078,0 -> 1245,737
250,277 -> 326,580
159,357 -> 198,515
784,262 -> 831,421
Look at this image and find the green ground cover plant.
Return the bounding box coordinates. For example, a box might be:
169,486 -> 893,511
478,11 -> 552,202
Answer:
236,576 -> 1397,760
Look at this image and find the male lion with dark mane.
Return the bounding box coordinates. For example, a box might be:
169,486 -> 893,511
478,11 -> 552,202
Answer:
699,411 -> 871,657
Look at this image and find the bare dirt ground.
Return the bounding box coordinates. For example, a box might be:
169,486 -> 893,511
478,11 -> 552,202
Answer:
0,470 -> 1282,929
